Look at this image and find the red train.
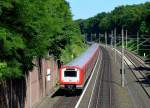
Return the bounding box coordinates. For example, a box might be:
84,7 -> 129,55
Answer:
59,43 -> 100,89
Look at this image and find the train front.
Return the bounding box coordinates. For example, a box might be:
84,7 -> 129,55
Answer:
59,66 -> 83,89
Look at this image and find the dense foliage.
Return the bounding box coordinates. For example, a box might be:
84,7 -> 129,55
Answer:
76,2 -> 150,35
0,0 -> 85,79
76,2 -> 150,57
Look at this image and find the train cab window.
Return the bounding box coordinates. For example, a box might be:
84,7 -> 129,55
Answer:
64,71 -> 77,77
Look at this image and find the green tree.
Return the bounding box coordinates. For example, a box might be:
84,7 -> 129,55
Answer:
0,0 -> 86,79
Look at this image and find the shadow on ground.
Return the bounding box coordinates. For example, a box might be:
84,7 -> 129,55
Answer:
131,66 -> 150,86
133,66 -> 150,71
51,89 -> 82,98
136,74 -> 150,87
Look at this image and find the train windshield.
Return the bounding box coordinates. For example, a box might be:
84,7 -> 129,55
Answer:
64,71 -> 77,77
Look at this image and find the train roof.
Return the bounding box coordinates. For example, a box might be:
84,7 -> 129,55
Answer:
66,43 -> 99,67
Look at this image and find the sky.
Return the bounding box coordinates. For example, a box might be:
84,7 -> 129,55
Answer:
66,0 -> 150,20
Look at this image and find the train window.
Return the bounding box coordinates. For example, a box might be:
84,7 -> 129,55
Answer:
64,71 -> 77,77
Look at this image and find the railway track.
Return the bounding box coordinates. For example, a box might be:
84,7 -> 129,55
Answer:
87,51 -> 105,108
125,50 -> 150,82
113,48 -> 150,108
100,47 -> 114,108
124,49 -> 149,70
52,49 -> 101,108
117,48 -> 149,83
116,48 -> 150,96
89,47 -> 114,108
52,46 -> 114,108
52,89 -> 81,108
124,50 -> 150,97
